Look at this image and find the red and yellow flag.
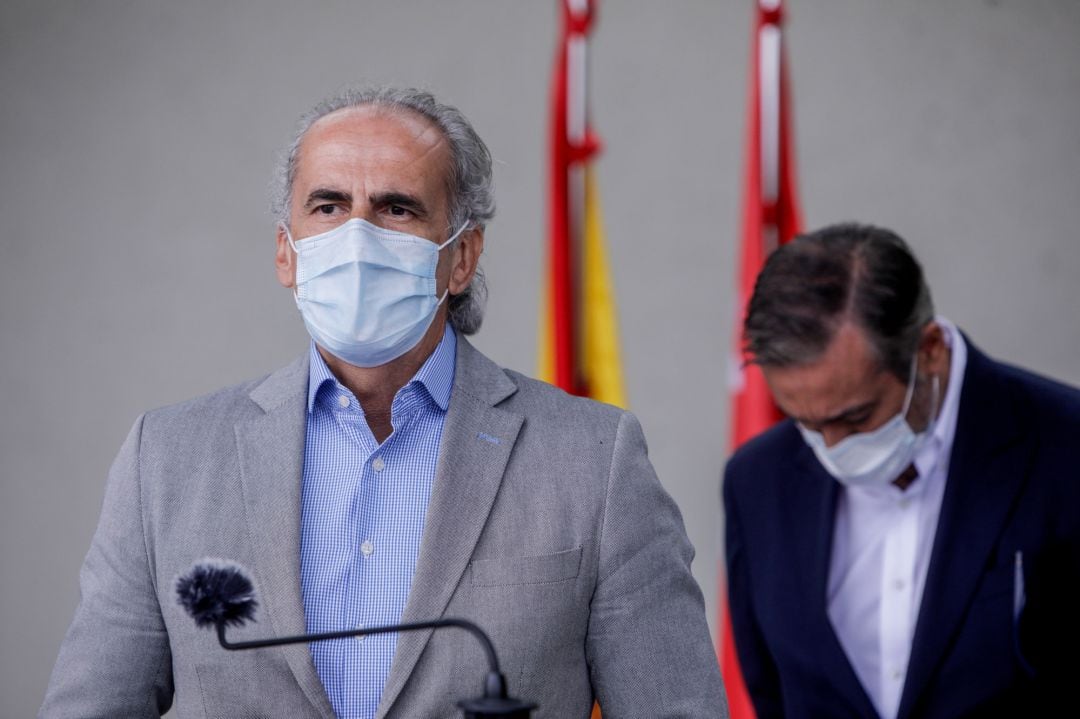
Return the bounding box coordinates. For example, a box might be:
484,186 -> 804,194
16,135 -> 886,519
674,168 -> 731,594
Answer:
540,5 -> 619,712
538,0 -> 626,410
722,1 -> 803,716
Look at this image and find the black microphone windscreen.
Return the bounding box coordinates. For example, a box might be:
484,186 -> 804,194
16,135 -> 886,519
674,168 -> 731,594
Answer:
176,559 -> 258,628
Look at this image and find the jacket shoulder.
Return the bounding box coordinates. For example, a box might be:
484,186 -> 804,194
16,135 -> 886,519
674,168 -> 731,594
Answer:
965,341 -> 1080,448
501,367 -> 622,412
141,375 -> 267,431
994,358 -> 1080,423
500,367 -> 627,427
136,353 -> 308,447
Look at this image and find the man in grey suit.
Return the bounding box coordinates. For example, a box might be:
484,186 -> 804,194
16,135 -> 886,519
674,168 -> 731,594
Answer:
42,87 -> 726,718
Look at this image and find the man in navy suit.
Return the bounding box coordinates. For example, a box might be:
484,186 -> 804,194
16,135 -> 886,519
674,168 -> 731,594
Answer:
724,223 -> 1080,718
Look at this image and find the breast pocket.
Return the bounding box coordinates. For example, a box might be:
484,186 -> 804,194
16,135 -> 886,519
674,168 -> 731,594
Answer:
972,561 -> 1015,606
468,546 -> 582,587
193,658 -> 321,719
463,546 -> 589,689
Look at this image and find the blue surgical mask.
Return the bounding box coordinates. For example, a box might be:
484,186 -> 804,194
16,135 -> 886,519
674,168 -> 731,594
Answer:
798,361 -> 939,488
285,218 -> 466,368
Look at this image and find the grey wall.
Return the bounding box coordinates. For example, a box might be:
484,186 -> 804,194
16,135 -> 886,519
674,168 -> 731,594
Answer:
2,1 -> 1078,715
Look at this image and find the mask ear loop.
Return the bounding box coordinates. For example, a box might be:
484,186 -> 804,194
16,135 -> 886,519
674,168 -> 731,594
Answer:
900,355 -> 920,417
919,373 -> 941,436
437,221 -> 470,251
280,222 -> 299,253
436,221 -> 471,305
280,222 -> 301,302
906,339 -> 943,421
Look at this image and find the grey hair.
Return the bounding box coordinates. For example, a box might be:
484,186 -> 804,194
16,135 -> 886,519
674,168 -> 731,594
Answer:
744,223 -> 934,380
270,87 -> 494,335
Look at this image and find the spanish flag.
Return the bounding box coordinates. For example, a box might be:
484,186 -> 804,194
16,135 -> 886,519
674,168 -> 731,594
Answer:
538,0 -> 626,411
722,1 -> 803,717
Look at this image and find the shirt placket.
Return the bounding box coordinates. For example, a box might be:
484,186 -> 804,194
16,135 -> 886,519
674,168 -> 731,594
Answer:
332,388 -> 376,715
353,394 -> 420,717
878,491 -> 919,719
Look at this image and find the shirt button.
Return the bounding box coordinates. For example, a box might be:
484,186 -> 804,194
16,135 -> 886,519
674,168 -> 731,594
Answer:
892,669 -> 903,681
355,625 -> 365,642
360,540 -> 374,556
899,498 -> 910,509
893,579 -> 906,591
372,456 -> 385,472
337,395 -> 349,408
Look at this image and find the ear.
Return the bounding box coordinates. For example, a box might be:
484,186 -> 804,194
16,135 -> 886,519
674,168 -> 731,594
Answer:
916,320 -> 949,377
448,226 -> 485,295
275,223 -> 296,289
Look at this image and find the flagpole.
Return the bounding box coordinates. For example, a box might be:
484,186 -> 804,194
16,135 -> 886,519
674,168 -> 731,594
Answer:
567,0 -> 589,394
759,0 -> 781,255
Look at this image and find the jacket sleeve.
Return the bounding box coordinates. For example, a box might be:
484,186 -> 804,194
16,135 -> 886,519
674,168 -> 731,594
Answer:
585,411 -> 729,718
40,415 -> 174,718
722,460 -> 783,719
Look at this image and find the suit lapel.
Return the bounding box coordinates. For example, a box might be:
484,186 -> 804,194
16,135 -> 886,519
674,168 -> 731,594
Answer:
377,338 -> 523,718
791,442 -> 881,717
898,343 -> 1031,718
234,355 -> 337,719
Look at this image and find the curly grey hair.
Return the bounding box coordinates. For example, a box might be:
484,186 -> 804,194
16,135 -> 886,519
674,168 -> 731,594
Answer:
270,87 -> 494,335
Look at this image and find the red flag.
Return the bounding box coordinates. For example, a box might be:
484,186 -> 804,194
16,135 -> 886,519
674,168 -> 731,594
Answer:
722,1 -> 803,716
540,0 -> 626,409
542,7 -> 626,715
544,0 -> 583,394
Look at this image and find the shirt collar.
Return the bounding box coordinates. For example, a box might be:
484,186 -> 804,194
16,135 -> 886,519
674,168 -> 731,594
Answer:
306,324 -> 457,413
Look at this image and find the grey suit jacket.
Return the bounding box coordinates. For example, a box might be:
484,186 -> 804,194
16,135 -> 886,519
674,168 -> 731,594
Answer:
42,337 -> 727,718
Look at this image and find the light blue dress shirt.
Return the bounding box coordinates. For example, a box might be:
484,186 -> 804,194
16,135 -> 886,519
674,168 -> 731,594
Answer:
300,326 -> 456,719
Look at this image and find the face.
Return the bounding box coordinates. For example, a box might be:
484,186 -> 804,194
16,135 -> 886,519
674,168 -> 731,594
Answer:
761,321 -> 948,448
275,105 -> 483,300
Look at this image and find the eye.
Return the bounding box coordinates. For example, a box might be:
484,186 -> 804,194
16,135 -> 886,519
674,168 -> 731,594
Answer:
388,204 -> 413,218
315,204 -> 338,215
845,413 -> 871,427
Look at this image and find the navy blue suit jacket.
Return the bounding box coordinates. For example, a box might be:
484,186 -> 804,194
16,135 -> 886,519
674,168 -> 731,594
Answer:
724,339 -> 1080,718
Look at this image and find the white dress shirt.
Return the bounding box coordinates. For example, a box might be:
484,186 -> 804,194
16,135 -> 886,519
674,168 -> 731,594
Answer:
826,317 -> 967,719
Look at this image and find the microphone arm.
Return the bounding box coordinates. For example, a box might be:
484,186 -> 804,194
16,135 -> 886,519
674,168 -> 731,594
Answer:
213,617 -> 510,701
177,559 -> 534,718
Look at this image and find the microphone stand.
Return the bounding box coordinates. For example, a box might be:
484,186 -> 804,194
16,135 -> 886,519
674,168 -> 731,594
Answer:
213,616 -> 535,718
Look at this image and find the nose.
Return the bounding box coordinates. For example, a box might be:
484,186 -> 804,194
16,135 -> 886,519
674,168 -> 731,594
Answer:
820,426 -> 852,448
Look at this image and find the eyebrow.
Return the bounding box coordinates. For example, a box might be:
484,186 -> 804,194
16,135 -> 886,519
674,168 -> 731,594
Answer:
795,401 -> 877,427
302,188 -> 431,220
303,188 -> 352,210
369,190 -> 429,219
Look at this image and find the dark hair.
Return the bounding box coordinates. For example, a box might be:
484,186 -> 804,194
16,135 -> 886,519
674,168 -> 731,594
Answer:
744,223 -> 934,379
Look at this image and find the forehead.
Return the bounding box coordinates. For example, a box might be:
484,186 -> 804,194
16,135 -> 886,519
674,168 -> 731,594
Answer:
763,322 -> 886,417
294,105 -> 451,201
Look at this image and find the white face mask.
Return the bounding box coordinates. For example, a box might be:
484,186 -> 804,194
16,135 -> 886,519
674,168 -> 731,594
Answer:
797,361 -> 939,488
285,218 -> 465,368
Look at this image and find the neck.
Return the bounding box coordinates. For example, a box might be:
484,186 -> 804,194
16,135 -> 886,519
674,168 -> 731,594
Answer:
935,352 -> 952,421
318,315 -> 448,443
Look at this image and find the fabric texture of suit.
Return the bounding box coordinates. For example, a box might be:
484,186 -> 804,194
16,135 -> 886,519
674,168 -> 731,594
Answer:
43,336 -> 727,718
724,337 -> 1080,719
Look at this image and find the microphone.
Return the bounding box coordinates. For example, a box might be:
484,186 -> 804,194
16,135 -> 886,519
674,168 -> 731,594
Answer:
176,560 -> 536,719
